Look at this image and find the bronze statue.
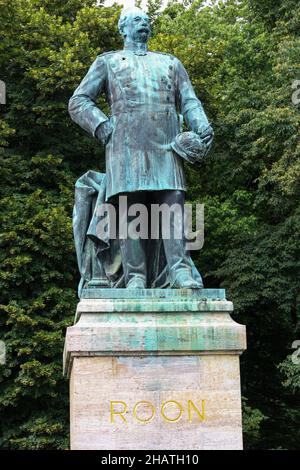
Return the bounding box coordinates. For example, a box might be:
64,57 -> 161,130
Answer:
69,7 -> 213,293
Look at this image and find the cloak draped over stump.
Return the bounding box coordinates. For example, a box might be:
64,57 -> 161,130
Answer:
73,170 -> 202,296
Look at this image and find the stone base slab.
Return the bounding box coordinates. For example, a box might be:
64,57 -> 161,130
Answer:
64,289 -> 246,450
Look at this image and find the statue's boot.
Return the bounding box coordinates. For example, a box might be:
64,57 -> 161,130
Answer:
119,237 -> 147,288
163,237 -> 203,288
171,270 -> 203,289
126,276 -> 146,289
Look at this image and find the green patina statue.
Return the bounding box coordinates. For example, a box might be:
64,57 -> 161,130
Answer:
69,7 -> 214,294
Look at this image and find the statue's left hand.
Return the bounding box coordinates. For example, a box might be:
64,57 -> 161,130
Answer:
95,120 -> 114,145
197,123 -> 214,152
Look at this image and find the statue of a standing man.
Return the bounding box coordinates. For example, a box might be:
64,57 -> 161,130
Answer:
69,7 -> 214,289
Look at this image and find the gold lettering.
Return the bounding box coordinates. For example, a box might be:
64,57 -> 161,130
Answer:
110,400 -> 127,423
161,400 -> 183,423
187,399 -> 205,422
133,401 -> 156,423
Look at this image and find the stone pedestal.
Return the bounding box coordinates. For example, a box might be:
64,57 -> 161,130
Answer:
63,289 -> 246,450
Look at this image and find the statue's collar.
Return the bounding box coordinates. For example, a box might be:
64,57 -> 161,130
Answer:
123,41 -> 148,56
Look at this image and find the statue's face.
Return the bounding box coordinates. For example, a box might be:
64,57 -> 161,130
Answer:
123,12 -> 151,43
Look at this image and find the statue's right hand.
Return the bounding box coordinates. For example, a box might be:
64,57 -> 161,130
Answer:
95,120 -> 114,145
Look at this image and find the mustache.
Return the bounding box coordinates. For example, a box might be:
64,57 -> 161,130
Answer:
136,26 -> 150,33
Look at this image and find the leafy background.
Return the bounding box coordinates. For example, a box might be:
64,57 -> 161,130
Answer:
0,0 -> 299,449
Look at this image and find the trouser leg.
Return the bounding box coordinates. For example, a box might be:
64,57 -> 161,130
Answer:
153,190 -> 202,288
116,191 -> 147,287
112,190 -> 201,288
153,190 -> 189,281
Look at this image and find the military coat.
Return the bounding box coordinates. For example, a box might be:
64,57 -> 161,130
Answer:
69,48 -> 209,200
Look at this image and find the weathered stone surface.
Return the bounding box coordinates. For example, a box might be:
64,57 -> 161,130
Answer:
70,355 -> 243,450
80,287 -> 226,300
64,289 -> 246,450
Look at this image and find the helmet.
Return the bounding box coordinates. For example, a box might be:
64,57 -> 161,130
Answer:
171,127 -> 213,165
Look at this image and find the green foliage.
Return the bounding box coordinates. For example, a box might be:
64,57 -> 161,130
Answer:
278,355 -> 300,394
242,397 -> 267,449
0,0 -> 299,449
0,0 -> 121,449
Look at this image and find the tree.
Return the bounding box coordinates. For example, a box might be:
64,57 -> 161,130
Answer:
0,0 -> 299,449
151,0 -> 300,448
0,0 -> 121,449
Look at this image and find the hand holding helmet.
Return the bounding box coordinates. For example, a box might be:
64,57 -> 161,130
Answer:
171,123 -> 214,165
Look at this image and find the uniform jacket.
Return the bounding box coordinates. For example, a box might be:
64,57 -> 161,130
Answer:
69,48 -> 209,200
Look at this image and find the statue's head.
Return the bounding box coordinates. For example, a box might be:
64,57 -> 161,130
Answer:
118,7 -> 151,43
